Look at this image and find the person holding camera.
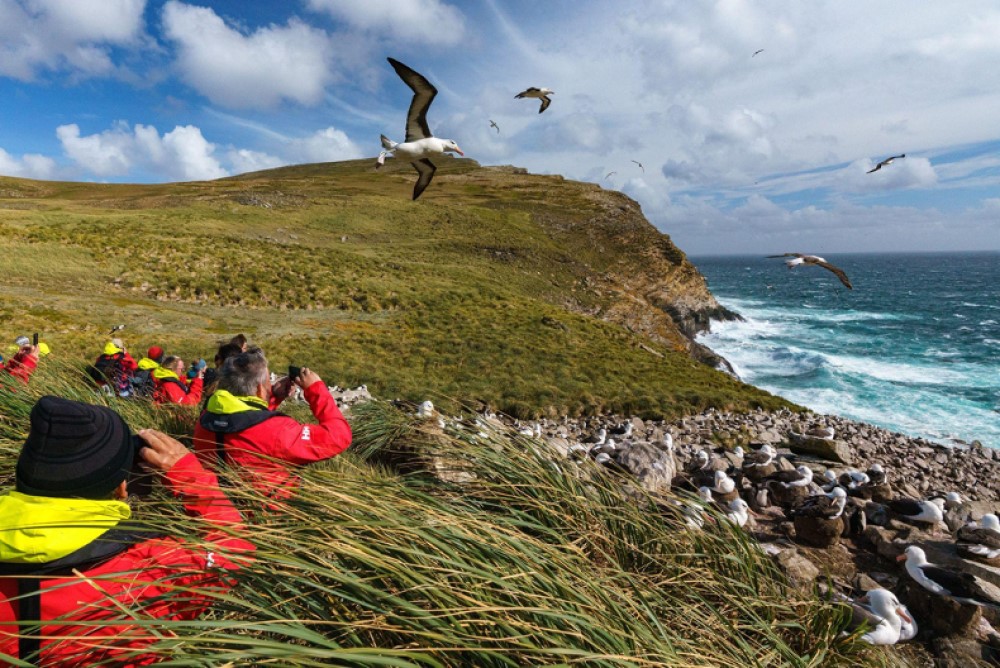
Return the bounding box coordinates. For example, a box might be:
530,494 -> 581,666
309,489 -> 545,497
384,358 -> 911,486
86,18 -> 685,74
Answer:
152,355 -> 205,405
3,337 -> 40,385
192,346 -> 352,500
0,395 -> 254,665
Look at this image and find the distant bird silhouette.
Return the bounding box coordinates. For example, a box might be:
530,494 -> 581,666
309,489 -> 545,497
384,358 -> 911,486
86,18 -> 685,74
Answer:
867,154 -> 905,174
605,171 -> 616,180
767,253 -> 853,289
376,58 -> 464,200
752,49 -> 764,57
515,87 -> 553,113
489,119 -> 500,134
631,160 -> 644,173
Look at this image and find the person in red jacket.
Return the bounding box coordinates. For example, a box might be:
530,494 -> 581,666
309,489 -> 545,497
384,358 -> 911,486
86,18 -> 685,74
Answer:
192,346 -> 352,500
0,395 -> 254,666
153,355 -> 205,405
2,340 -> 39,384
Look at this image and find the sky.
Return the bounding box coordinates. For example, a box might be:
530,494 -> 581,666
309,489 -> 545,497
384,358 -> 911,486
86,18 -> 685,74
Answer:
1,0 -> 999,255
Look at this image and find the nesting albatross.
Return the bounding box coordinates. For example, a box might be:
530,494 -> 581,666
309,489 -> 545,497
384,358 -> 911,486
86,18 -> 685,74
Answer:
377,58 -> 464,200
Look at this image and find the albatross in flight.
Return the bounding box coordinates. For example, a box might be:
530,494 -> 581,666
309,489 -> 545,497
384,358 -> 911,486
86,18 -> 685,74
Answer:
767,253 -> 853,290
376,57 -> 464,200
489,119 -> 500,134
867,154 -> 906,173
515,87 -> 554,113
631,160 -> 644,173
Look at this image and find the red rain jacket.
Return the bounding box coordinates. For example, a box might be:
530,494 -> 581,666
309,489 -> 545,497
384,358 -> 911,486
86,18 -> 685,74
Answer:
193,381 -> 351,499
153,373 -> 203,406
0,453 -> 254,666
2,350 -> 37,384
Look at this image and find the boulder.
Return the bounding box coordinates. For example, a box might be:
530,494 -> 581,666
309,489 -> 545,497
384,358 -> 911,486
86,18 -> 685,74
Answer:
773,547 -> 819,587
793,515 -> 843,548
900,578 -> 982,638
615,441 -> 674,495
787,434 -> 853,464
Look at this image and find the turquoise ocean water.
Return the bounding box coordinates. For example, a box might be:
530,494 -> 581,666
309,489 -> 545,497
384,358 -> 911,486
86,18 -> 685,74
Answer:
691,252 -> 1000,448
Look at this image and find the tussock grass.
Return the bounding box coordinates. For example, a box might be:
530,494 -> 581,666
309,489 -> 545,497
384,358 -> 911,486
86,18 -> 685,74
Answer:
0,369 -> 889,666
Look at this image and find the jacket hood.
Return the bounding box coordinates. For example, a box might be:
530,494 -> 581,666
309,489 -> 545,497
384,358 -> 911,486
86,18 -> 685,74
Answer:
137,357 -> 160,371
102,342 -> 123,356
152,366 -> 180,381
201,390 -> 276,434
0,492 -> 131,564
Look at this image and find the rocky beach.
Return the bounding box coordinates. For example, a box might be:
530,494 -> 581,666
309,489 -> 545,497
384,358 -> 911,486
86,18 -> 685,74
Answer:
407,398 -> 1000,667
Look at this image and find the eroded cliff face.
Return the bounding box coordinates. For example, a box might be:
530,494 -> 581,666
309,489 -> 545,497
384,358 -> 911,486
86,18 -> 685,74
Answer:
473,168 -> 738,369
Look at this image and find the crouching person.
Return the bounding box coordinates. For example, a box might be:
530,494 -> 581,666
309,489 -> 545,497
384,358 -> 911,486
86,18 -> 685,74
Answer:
0,396 -> 254,665
193,346 -> 352,501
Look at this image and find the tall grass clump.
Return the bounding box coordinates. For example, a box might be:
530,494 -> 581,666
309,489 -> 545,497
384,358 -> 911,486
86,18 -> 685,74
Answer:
0,367 -> 890,666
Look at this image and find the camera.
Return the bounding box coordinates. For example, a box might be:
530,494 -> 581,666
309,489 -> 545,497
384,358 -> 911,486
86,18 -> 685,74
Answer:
128,434 -> 155,497
32,333 -> 38,346
288,365 -> 302,381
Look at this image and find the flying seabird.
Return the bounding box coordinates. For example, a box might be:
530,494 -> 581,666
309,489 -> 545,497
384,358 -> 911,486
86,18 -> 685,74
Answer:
867,154 -> 905,174
605,171 -> 616,180
515,87 -> 554,113
489,119 -> 500,134
899,546 -> 1000,607
377,58 -> 464,200
767,253 -> 853,290
957,514 -> 1000,561
631,160 -> 644,173
752,49 -> 765,57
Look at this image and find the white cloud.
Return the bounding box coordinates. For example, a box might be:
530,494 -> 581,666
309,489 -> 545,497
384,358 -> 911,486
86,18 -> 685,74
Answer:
226,149 -> 285,176
0,147 -> 56,179
57,122 -> 228,181
289,127 -> 365,163
0,0 -> 145,80
161,1 -> 335,109
307,0 -> 464,46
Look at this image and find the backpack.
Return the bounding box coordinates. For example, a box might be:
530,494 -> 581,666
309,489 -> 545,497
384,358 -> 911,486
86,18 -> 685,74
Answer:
130,368 -> 156,399
90,353 -> 131,396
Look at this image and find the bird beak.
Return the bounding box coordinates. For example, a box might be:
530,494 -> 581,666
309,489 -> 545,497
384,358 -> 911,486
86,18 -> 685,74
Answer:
897,607 -> 913,624
453,146 -> 464,156
895,553 -> 907,562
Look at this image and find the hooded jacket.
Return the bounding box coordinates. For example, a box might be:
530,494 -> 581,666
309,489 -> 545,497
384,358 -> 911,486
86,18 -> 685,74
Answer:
192,381 -> 351,499
2,350 -> 37,384
0,453 -> 254,666
152,367 -> 203,406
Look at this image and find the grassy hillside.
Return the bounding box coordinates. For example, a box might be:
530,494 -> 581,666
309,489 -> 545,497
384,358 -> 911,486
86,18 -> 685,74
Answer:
0,159 -> 788,418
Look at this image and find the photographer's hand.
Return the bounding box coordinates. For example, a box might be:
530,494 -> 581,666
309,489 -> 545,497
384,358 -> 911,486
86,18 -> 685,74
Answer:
272,376 -> 292,401
297,367 -> 322,389
137,429 -> 190,472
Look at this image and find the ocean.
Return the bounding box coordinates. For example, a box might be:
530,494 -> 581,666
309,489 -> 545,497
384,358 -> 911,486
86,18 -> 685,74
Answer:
690,251 -> 1000,448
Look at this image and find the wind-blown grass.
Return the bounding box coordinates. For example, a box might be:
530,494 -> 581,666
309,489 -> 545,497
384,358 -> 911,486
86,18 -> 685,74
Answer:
0,369 -> 890,666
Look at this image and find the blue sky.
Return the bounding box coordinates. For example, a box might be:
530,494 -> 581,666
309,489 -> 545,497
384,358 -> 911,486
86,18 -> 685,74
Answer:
1,0 -> 998,255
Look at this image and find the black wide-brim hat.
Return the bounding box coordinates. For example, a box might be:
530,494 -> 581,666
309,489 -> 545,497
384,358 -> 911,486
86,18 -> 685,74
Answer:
16,395 -> 134,499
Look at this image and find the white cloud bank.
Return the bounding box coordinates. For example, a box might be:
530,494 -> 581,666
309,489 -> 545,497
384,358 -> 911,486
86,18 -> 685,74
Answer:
0,0 -> 146,79
306,0 -> 465,46
161,1 -> 335,109
0,147 -> 56,179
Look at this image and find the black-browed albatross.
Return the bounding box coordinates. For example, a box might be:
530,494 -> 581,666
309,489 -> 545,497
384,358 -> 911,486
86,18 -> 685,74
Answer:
767,253 -> 853,290
515,87 -> 554,113
867,154 -> 905,174
376,57 -> 464,200
631,159 -> 644,173
489,119 -> 500,134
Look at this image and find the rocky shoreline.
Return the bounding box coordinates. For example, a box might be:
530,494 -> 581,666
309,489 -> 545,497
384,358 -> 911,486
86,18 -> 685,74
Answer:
484,406 -> 1000,667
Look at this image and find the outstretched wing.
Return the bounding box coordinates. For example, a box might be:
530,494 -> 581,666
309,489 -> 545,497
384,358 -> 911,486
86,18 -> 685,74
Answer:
412,159 -> 436,200
816,260 -> 853,289
539,95 -> 552,113
766,253 -> 803,258
866,164 -> 882,174
515,87 -> 540,99
388,58 -> 437,142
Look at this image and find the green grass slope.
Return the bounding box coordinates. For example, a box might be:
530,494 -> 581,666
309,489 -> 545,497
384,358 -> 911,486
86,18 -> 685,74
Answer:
0,159 -> 788,418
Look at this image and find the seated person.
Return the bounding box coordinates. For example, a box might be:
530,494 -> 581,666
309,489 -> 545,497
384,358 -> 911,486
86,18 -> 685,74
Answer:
89,339 -> 138,397
0,396 -> 253,665
152,355 -> 205,405
130,345 -> 164,398
193,346 -> 351,500
3,339 -> 40,384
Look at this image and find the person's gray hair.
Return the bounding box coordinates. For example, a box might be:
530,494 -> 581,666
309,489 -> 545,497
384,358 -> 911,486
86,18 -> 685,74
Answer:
218,346 -> 269,396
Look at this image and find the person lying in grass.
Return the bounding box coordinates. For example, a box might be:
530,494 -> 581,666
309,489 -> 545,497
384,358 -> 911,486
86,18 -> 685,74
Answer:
0,396 -> 254,666
193,346 -> 352,501
2,339 -> 39,385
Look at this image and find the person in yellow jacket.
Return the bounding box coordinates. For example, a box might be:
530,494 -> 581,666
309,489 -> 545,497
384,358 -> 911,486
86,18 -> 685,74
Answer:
152,356 -> 204,405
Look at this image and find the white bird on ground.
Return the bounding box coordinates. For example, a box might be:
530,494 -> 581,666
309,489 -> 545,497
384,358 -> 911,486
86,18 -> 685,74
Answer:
724,498 -> 750,527
887,497 -> 945,526
856,589 -> 914,645
899,545 -> 1000,607
377,58 -> 464,200
416,400 -> 435,418
957,514 -> 1000,560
